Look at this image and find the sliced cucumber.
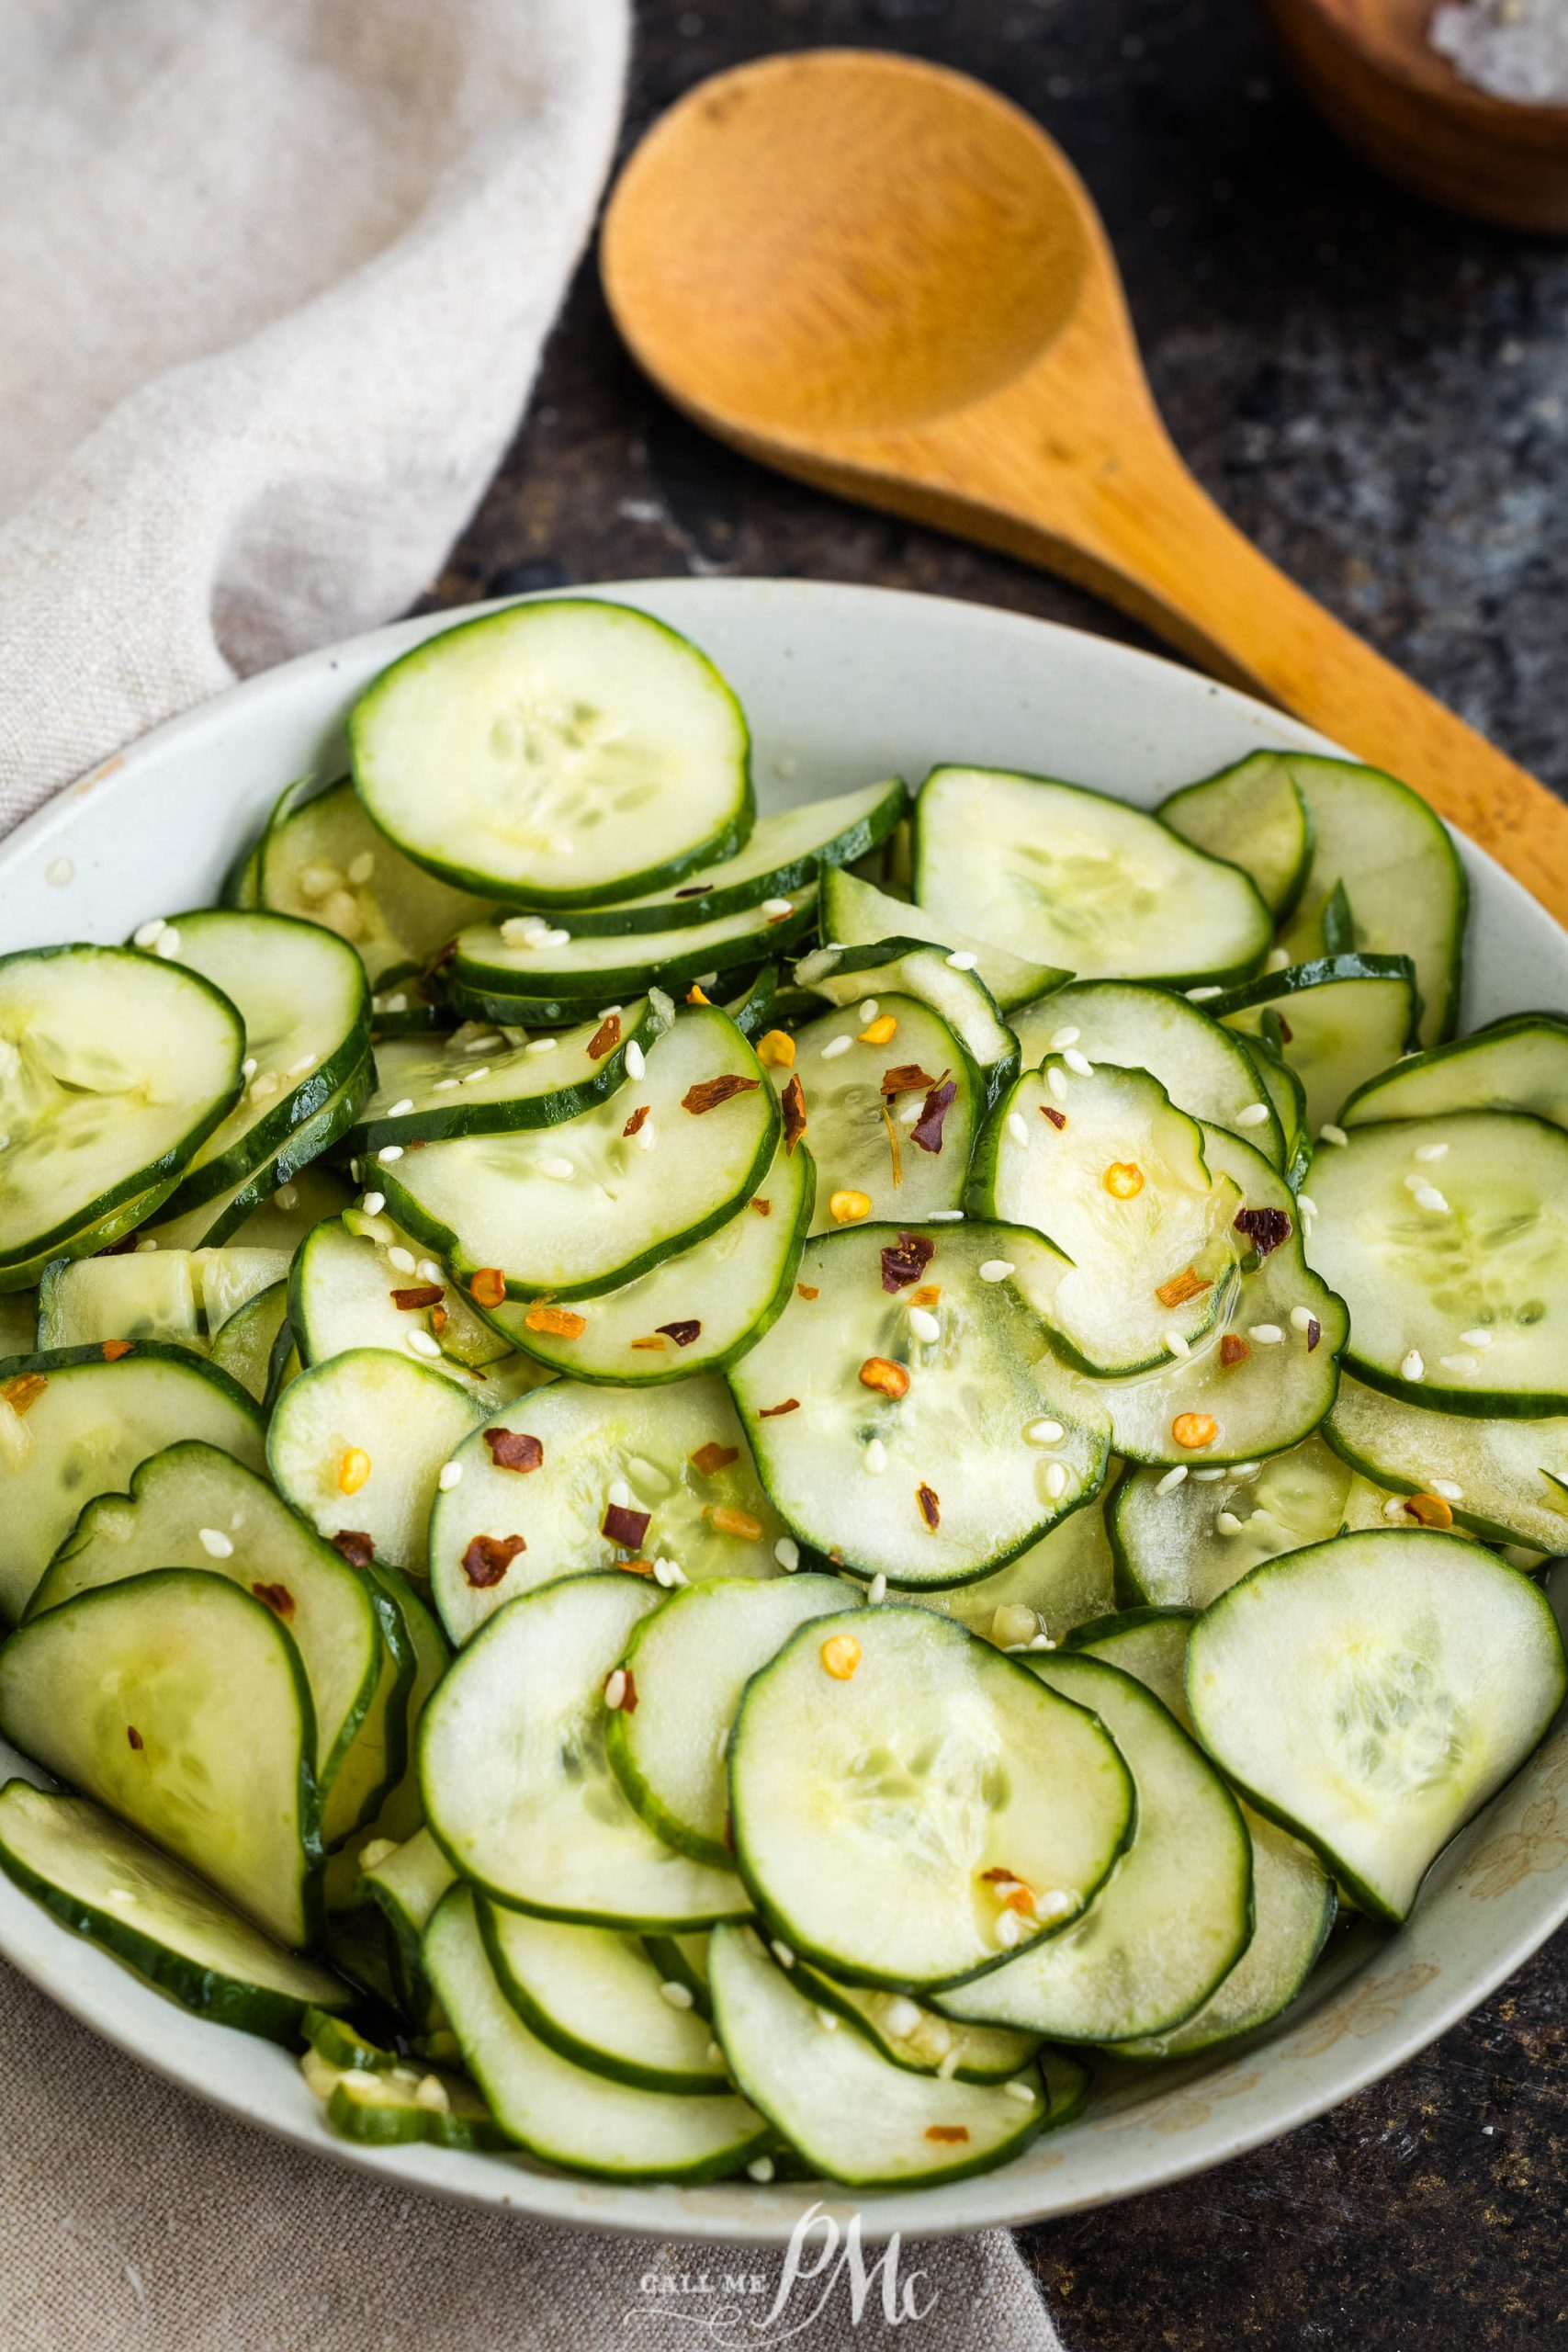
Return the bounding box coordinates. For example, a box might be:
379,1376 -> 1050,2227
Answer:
0,1781 -> 346,2040
777,997 -> 978,1235
37,1248 -> 289,1358
1214,955 -> 1418,1134
221,1163 -> 355,1255
311,2052 -> 503,2152
334,1566 -> 447,1874
378,1007 -> 779,1301
911,1498 -> 1117,1647
708,1924 -> 1045,2188
1305,1112 -> 1568,1416
450,893 -> 815,1025
208,1280 -> 291,1405
1271,753 -> 1466,1046
147,911 -> 368,1213
545,779 -> 906,935
1066,1606 -> 1196,1721
794,938 -> 1019,1106
642,1929 -> 711,2014
0,945 -> 243,1283
789,1961 -> 1040,2082
344,996 -> 670,1151
360,1827 -> 455,2022
1187,1530 -> 1567,1923
722,965 -> 781,1038
819,865 -> 1068,1012
429,1374 -> 783,1645
1110,1433 -> 1359,1610
258,775 -> 489,989
0,1345 -> 265,1623
1326,1374 -> 1568,1552
1158,752 -> 1314,922
1010,980 -> 1286,1170
267,1349 -> 488,1578
481,1139 -> 812,1386
914,765 -> 1271,987
971,1059 -> 1245,1375
939,1653 -> 1250,2042
606,1574 -> 855,1868
139,1053 -> 372,1251
424,1885 -> 768,2180
730,1604 -> 1134,1990
421,1572 -> 750,1929
1342,1012 -> 1568,1132
1235,1034 -> 1309,1187
728,1221 -> 1110,1589
288,1214 -> 525,1394
478,1900 -> 732,2092
0,1570 -> 321,1946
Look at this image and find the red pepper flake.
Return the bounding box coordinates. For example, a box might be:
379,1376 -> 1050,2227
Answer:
1,1373 -> 47,1415
1040,1104 -> 1067,1131
430,1304 -> 448,1336
469,1267 -> 506,1310
782,1072 -> 807,1155
1234,1206 -> 1293,1259
463,1532 -> 525,1588
1305,1316 -> 1322,1351
916,1482 -> 941,1532
760,1397 -> 801,1418
911,1075 -> 957,1156
331,1530 -> 376,1569
99,1339 -> 134,1362
1220,1334 -> 1251,1367
525,1303 -> 587,1339
656,1320 -> 703,1349
674,884 -> 713,899
1155,1266 -> 1211,1310
686,983 -> 711,1005
1277,1015 -> 1293,1045
911,1283 -> 941,1307
483,1428 -> 544,1474
391,1283 -> 445,1310
682,1074 -> 761,1115
622,1102 -> 650,1137
630,1336 -> 668,1351
979,1865 -> 1020,1883
604,1502 -> 652,1549
620,1668 -> 639,1713
860,1355 -> 910,1399
691,1442 -> 739,1476
127,1726 -> 143,1751
880,1231 -> 936,1294
796,1284 -> 819,1302
750,1196 -> 772,1216
881,1063 -> 936,1098
587,1013 -> 621,1061
252,1581 -> 296,1621
925,2125 -> 969,2144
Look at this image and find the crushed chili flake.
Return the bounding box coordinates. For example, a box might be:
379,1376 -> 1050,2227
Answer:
630,1336 -> 668,1351
127,1725 -> 143,1751
604,1502 -> 652,1549
796,1285 -> 819,1302
1404,1491 -> 1453,1528
430,1304 -> 448,1336
860,1356 -> 910,1399
683,1073 -> 761,1115
925,2125 -> 969,2144
622,1102 -> 651,1137
911,1076 -> 957,1156
1305,1316 -> 1323,1351
880,1231 -> 937,1294
391,1283 -> 445,1310
1,1373 -> 47,1415
759,1397 -> 800,1418
911,1283 -> 942,1307
469,1267 -> 507,1309
1040,1104 -> 1067,1130
880,1101 -> 903,1188
1277,1015 -> 1293,1045
686,983 -> 711,1005
916,1482 -> 941,1531
657,1320 -> 703,1349
1234,1206 -> 1292,1259
881,1063 -> 936,1099
331,1530 -> 376,1568
620,1669 -> 639,1713
691,1442 -> 740,1476
979,1865 -> 1020,1883
1220,1334 -> 1251,1367
524,1304 -> 587,1339
675,883 -> 713,899
1155,1266 -> 1212,1310
756,1030 -> 795,1069
587,1013 -> 621,1061
463,1532 -> 525,1587
1171,1412 -> 1219,1451
1003,1884 -> 1037,1915
710,1505 -> 763,1540
782,1072 -> 807,1154
483,1428 -> 544,1474
620,1557 -> 657,1576
750,1196 -> 773,1216
251,1581 -> 296,1620
99,1339 -> 134,1362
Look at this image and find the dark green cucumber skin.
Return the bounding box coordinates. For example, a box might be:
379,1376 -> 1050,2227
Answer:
324,2079 -> 506,2151
475,1899 -> 727,2097
164,1054 -> 374,1250
1209,949 -> 1419,1034
724,965 -> 780,1037
448,901 -> 818,1027
641,1933 -> 711,2014
1338,1010 -> 1568,1126
1064,1604 -> 1198,1651
1157,752 -> 1317,925
341,1001 -> 667,1154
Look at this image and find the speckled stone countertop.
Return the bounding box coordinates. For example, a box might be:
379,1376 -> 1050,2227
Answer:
431,4 -> 1568,2341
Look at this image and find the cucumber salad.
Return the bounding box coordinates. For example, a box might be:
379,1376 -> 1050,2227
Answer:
0,596 -> 1563,2194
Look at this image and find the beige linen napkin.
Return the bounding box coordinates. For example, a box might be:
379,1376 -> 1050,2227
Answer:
0,3 -> 1064,2344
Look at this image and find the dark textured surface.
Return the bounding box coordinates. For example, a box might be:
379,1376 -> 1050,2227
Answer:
435,4 -> 1568,2343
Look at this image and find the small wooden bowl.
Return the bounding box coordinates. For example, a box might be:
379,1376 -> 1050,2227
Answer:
1258,0 -> 1568,232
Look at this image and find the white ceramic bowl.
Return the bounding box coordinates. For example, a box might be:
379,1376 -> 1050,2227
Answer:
3,578 -> 1565,2245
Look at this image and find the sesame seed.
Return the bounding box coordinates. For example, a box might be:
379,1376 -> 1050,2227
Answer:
437,1463 -> 463,1492
1007,1113 -> 1029,1147
1043,1463 -> 1068,1499
859,1001 -> 879,1022
979,1259 -> 1016,1283
1046,1067 -> 1068,1102
407,1331 -> 441,1359
1023,1419 -> 1064,1445
1049,1026 -> 1080,1049
937,2048 -> 962,2079
869,1573 -> 887,1604
625,1040 -> 646,1080
1439,1352 -> 1479,1373
1431,1478 -> 1463,1500
1461,1329 -> 1492,1348
1414,1141 -> 1450,1162
908,1305 -> 941,1342
771,1940 -> 795,1969
538,1156 -> 575,1180
360,1192 -> 385,1216
1297,1194 -> 1319,1217
1164,1329 -> 1191,1358
1248,1324 -> 1284,1344
249,1074 -> 279,1102
433,1077 -> 460,1092
816,2007 -> 840,2032
608,1478 -> 631,1510
636,1120 -> 658,1152
1289,1305 -> 1315,1331
132,919 -> 167,948
1401,1350 -> 1425,1381
863,1438 -> 888,1476
1005,2079 -> 1037,2104
153,928 -> 181,959
541,929 -> 571,950
524,1037 -> 558,1057
945,951 -> 978,971
500,916 -> 543,946
240,1057 -> 257,1080
347,851 -> 376,885
747,2158 -> 775,2184
604,1669 -> 627,1710
994,1910 -> 1021,1949
136,1238 -> 159,1252
460,1068 -> 491,1086
276,1185 -> 299,1210
377,1145 -> 403,1164
1414,1185 -> 1450,1214
1190,1466 -> 1224,1481
466,1034 -> 503,1054
1383,1496 -> 1407,1521
288,1054 -> 317,1078
197,1528 -> 233,1558
882,1995 -> 923,2038
418,1261 -> 443,1283
388,1246 -> 416,1273
774,1536 -> 800,1572
1215,1511 -> 1244,1536
1265,946 -> 1291,973
1319,1124 -> 1348,1148
1235,1102 -> 1270,1128
659,1980 -> 694,2011
761,897 -> 795,920
926,1210 -> 964,1221
1186,985 -> 1221,1001
1063,1047 -> 1093,1078
820,1035 -> 852,1060
1155,1465 -> 1188,1496
1029,1632 -> 1055,1650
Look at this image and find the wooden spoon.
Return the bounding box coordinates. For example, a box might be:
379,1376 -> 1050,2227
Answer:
602,49 -> 1568,922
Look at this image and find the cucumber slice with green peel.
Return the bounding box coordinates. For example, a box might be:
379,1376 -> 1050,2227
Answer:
708,1924 -> 1047,2188
0,945 -> 243,1283
819,865 -> 1069,1013
0,1569 -> 322,1946
1326,1374 -> 1568,1552
793,938 -> 1019,1106
606,1574 -> 856,1868
939,1653 -> 1251,2043
145,911 -> 369,1213
970,1059 -> 1246,1376
139,1054 -> 372,1252
29,1441 -> 385,1813
909,1497 -> 1117,1648
304,2043 -> 504,2151
1270,753 -> 1467,1046
1108,1806 -> 1336,2062
776,996 -> 978,1235
267,1348 -> 488,1578
303,2004 -> 402,2071
1066,1607 -> 1197,1722
1235,1033 -> 1309,1187
429,1375 -> 783,1647
478,1900 -> 733,2093
344,996 -> 671,1152
1089,1125 -> 1348,1466
642,1930 -> 711,2013
223,834 -> 264,911
324,1568 -> 446,1898
424,1886 -> 769,2180
1158,752 -> 1314,922
289,1215 -> 524,1392
0,1345 -> 265,1623
221,1163 -> 355,1255
450,895 -> 817,1029
208,1279 -> 291,1405
1110,1433 -> 1359,1610
378,1007 -> 780,1303
359,1829 -> 456,2023
730,1604 -> 1134,1991
259,775 -> 490,989
1213,956 -> 1418,1133
728,1221 -> 1111,1590
538,779 -> 907,936
37,1248 -> 290,1357
789,1961 -> 1041,2082
0,1782 -> 347,2041
421,1573 -> 750,1930
351,599 -> 755,906
914,764 -> 1272,988
1305,1112 -> 1568,1417
1341,1012 -> 1568,1132
479,1140 -> 812,1387
722,965 -> 780,1038
1010,981 -> 1287,1170
1186,1530 -> 1567,1924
